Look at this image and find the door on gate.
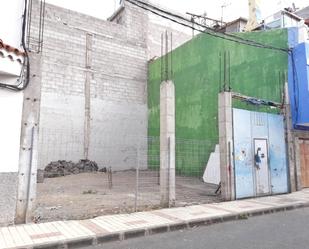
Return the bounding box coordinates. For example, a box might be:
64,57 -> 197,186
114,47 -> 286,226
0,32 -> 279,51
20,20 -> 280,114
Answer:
253,139 -> 270,195
300,140 -> 309,188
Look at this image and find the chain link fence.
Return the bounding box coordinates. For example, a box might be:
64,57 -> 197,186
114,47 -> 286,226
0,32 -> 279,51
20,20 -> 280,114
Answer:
175,138 -> 221,205
35,129 -> 221,222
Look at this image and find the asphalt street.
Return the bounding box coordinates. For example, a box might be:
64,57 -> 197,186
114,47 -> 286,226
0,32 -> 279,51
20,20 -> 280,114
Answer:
85,207 -> 309,249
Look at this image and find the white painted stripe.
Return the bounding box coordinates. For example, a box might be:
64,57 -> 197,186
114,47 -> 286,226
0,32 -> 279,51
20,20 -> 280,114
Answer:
37,223 -> 53,234
28,223 -> 51,244
112,214 -> 147,229
0,228 -> 8,249
92,218 -> 120,232
71,221 -> 95,236
8,226 -> 25,247
49,222 -> 75,240
12,226 -> 33,246
58,221 -> 83,238
67,221 -> 90,237
134,213 -> 170,225
1,227 -> 16,248
90,219 -> 114,232
9,226 -> 25,247
44,221 -> 60,233
98,216 -> 129,231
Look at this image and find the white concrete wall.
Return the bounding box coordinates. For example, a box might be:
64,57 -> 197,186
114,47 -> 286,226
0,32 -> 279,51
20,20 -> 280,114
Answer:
203,144 -> 220,185
0,0 -> 24,177
0,0 -> 25,226
0,91 -> 23,172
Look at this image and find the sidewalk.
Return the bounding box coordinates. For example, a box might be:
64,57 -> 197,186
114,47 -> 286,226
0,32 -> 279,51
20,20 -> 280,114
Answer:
1,189 -> 309,249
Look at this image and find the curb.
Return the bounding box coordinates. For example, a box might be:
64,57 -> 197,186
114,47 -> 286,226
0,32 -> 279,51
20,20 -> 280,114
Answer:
26,201 -> 309,249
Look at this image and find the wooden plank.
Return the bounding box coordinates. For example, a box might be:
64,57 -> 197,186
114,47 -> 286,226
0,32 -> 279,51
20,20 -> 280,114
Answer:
300,143 -> 306,187
305,143 -> 309,187
300,141 -> 309,188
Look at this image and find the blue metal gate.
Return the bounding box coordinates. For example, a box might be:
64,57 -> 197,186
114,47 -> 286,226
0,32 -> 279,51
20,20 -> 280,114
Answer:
233,108 -> 288,199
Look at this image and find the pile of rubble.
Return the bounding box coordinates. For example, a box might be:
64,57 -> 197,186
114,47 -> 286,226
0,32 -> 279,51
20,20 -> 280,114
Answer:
44,159 -> 99,178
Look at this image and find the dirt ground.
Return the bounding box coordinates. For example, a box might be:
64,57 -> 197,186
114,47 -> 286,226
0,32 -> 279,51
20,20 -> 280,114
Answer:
35,170 -> 222,223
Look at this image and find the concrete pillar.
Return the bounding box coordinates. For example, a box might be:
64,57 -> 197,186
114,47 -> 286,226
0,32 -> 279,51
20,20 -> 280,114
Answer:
84,33 -> 93,159
15,52 -> 42,224
218,92 -> 234,200
160,80 -> 175,207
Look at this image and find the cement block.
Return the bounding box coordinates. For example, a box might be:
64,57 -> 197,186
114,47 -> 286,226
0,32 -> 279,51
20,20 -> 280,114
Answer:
160,80 -> 176,207
0,173 -> 18,226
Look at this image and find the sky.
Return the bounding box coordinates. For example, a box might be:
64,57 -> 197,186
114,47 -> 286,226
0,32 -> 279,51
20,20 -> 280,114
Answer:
46,0 -> 309,22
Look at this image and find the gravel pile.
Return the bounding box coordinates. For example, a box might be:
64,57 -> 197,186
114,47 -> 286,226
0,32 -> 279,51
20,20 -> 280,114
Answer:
44,159 -> 99,178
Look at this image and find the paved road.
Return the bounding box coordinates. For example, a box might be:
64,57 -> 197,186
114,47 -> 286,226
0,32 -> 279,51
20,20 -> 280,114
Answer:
85,207 -> 309,249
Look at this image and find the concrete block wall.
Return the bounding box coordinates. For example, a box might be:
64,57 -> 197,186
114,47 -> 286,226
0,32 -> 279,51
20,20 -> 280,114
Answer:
147,21 -> 192,60
146,7 -> 192,60
30,0 -> 148,170
111,0 -> 192,60
0,173 -> 19,226
29,0 -> 191,171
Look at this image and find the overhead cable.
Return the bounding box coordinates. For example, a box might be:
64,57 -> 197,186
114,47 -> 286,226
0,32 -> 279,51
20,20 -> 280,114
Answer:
126,0 -> 290,53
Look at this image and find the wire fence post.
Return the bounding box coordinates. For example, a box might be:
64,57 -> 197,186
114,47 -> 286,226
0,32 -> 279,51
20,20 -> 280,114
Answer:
134,138 -> 140,212
167,137 -> 171,208
108,167 -> 113,189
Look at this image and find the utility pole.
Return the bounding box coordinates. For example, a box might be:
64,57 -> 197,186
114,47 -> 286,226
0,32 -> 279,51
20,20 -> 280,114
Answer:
221,2 -> 231,23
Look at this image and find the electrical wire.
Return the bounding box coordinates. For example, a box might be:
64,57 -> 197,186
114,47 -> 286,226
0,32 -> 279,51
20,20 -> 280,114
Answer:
127,0 -> 300,111
126,0 -> 290,53
0,0 -> 30,91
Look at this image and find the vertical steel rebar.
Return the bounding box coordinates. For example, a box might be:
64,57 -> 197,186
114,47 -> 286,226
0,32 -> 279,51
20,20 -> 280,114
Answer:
223,51 -> 226,91
170,32 -> 173,80
228,51 -> 231,91
108,167 -> 112,189
278,71 -> 282,103
191,17 -> 194,37
165,30 -> 168,81
161,33 -> 163,82
219,52 -> 222,92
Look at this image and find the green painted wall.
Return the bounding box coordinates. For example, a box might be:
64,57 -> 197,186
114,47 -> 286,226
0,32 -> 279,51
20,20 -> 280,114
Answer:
148,29 -> 288,176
